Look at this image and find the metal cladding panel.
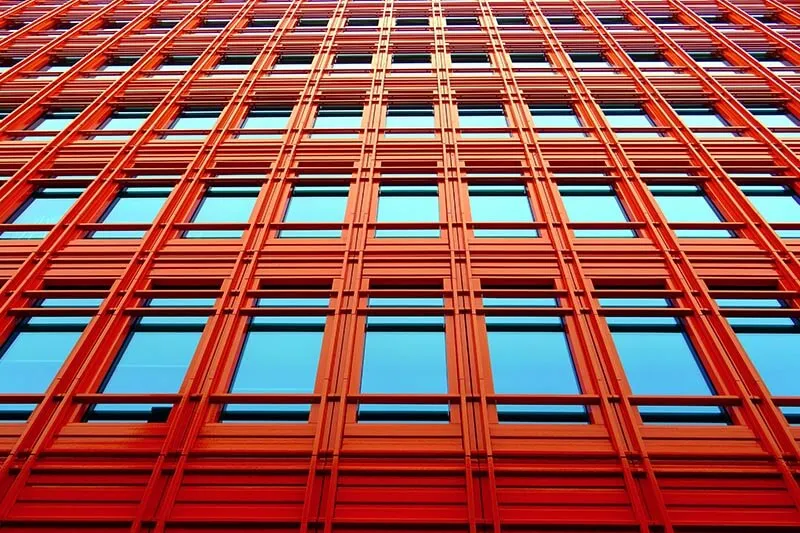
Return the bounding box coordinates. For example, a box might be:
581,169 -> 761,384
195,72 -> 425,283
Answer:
0,0 -> 799,531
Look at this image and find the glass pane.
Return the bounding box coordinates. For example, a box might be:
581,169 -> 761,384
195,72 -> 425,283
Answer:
735,332 -> 800,419
92,190 -> 169,239
611,329 -> 719,418
280,187 -> 348,238
360,329 -> 448,419
488,328 -> 584,419
376,186 -> 439,237
93,330 -> 201,416
226,328 -> 324,419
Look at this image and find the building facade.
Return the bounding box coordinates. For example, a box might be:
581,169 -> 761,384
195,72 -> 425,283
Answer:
0,0 -> 799,531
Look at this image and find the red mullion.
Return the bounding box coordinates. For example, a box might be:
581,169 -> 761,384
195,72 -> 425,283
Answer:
661,0 -> 800,167
532,4 -> 712,532
589,0 -> 800,514
614,0 -> 800,458
764,0 -> 800,28
0,0 -> 189,230
515,6 -> 658,533
0,0 -> 255,523
428,2 -> 485,531
0,0 -> 82,50
149,6 -> 355,533
128,3 -> 317,530
721,0 -> 800,65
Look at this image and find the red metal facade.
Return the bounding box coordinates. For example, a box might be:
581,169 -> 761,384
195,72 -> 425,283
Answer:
0,0 -> 800,531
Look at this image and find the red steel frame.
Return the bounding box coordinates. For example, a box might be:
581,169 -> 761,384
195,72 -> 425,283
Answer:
0,0 -> 799,531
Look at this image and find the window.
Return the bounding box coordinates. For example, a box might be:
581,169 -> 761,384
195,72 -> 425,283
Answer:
94,108 -> 151,140
376,185 -> 439,237
570,53 -> 615,74
90,187 -> 170,239
529,105 -> 585,137
446,17 -> 479,27
385,105 -> 435,137
468,184 -> 537,237
739,185 -> 800,238
717,298 -> 800,422
458,105 -> 510,138
629,52 -> 674,74
331,54 -> 372,73
296,18 -> 328,29
154,56 -> 196,75
87,298 -> 213,422
237,107 -> 292,138
346,18 -> 379,28
37,57 -> 78,76
649,185 -> 733,237
750,52 -> 797,73
601,105 -> 661,137
248,19 -> 277,29
484,295 -> 586,422
548,16 -> 578,25
201,18 -> 228,28
360,296 -> 448,421
395,18 -> 428,27
224,294 -> 328,422
496,16 -> 528,27
311,106 -> 363,138
22,109 -> 81,140
279,185 -> 349,238
450,53 -> 492,73
1,187 -> 82,239
98,56 -> 137,75
0,298 -> 100,420
689,52 -> 737,74
271,54 -> 314,75
213,55 -> 255,72
151,19 -> 178,29
747,105 -> 800,137
558,185 -> 635,237
673,105 -> 737,137
164,108 -> 222,139
510,53 -> 552,74
597,16 -> 629,25
601,296 -> 725,423
185,186 -> 260,238
391,54 -> 431,74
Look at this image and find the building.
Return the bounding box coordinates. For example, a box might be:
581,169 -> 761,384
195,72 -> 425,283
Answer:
0,0 -> 799,531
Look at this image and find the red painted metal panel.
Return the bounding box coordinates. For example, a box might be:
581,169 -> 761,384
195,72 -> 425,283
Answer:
0,0 -> 798,531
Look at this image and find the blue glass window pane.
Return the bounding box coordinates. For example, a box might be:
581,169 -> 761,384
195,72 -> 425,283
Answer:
185,187 -> 260,238
716,298 -> 795,327
225,328 -> 324,420
91,188 -> 170,239
740,185 -> 800,238
559,185 -> 634,237
96,109 -> 151,139
25,110 -> 80,137
385,106 -> 435,137
483,297 -> 558,307
468,185 -> 537,238
734,332 -> 800,420
487,328 -> 585,420
239,108 -> 292,138
312,107 -> 362,137
0,330 -> 83,416
599,297 -> 671,307
458,105 -> 510,138
376,185 -> 439,238
1,189 -> 82,239
166,108 -> 222,138
256,297 -> 329,307
611,330 -> 720,419
529,106 -> 585,137
674,107 -> 735,137
649,185 -> 732,238
279,186 -> 348,238
92,329 -> 202,417
368,297 -> 444,307
602,106 -> 660,137
360,329 -> 448,420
